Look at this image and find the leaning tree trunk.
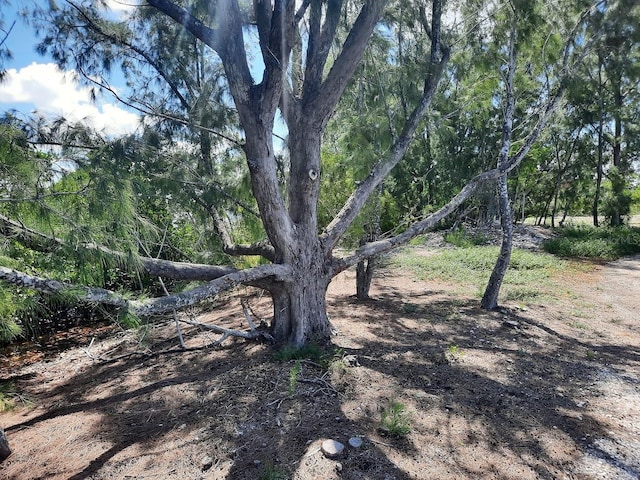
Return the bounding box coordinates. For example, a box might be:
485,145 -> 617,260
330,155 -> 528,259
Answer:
481,174 -> 514,310
481,15 -> 517,311
0,428 -> 10,463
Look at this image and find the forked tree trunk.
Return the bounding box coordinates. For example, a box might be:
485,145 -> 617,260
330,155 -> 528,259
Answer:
356,256 -> 376,300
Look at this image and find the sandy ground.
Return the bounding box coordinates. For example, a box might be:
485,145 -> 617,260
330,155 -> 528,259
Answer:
0,248 -> 639,480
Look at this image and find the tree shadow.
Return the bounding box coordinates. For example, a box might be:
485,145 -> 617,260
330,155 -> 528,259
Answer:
332,291 -> 640,478
2,284 -> 639,479
2,319 -> 413,480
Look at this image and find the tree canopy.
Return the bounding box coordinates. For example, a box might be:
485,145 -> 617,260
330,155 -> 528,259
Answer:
1,0 -> 638,347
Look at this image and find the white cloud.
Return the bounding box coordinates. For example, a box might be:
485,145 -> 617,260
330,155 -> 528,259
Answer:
104,0 -> 140,14
0,62 -> 140,137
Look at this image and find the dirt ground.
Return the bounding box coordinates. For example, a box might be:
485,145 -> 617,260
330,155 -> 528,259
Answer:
1,240 -> 639,479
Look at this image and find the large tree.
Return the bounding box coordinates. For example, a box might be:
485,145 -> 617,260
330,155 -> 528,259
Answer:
1,0 -> 603,347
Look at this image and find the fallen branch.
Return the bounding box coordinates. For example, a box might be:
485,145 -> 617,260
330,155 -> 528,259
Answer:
179,316 -> 274,343
0,263 -> 291,320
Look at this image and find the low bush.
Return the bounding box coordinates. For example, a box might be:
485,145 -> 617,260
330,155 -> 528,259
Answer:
543,225 -> 640,260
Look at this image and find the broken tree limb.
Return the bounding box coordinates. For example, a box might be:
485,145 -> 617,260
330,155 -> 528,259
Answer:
0,213 -> 239,281
0,264 -> 291,320
241,299 -> 258,331
179,317 -> 273,343
131,264 -> 290,317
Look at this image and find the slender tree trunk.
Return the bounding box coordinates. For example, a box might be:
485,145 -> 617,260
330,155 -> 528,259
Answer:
593,55 -> 605,227
610,74 -> 624,227
481,15 -> 517,311
481,175 -> 514,310
356,187 -> 382,300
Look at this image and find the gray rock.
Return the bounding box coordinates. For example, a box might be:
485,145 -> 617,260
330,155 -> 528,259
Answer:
348,437 -> 363,448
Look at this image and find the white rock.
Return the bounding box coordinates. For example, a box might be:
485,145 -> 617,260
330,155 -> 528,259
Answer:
321,439 -> 345,457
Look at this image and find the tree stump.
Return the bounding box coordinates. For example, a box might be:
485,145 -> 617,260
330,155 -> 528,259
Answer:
0,429 -> 11,463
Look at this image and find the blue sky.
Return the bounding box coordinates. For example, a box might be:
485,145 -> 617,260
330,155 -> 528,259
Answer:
0,1 -> 140,136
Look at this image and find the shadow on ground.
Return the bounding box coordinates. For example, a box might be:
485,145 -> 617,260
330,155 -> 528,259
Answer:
2,275 -> 639,479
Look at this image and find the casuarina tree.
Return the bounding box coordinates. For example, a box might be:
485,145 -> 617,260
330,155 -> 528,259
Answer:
0,0 -> 604,346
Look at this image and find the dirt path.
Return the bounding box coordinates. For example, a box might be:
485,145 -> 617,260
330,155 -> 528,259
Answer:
1,251 -> 639,479
567,255 -> 640,479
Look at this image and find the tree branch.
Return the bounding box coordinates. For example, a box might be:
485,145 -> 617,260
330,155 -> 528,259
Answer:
0,213 -> 239,281
307,0 -> 385,126
0,263 -> 291,318
321,0 -> 449,252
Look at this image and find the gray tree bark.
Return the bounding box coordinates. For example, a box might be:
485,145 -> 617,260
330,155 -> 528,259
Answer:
0,428 -> 10,463
481,15 -> 518,311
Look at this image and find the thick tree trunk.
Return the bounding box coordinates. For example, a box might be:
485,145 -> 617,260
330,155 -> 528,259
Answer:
270,256 -> 332,347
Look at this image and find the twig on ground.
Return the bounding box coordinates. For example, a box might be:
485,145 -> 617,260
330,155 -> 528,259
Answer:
241,299 -> 258,331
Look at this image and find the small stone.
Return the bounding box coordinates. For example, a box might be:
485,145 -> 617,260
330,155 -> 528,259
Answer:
321,439 -> 345,458
335,462 -> 343,472
200,456 -> 214,471
504,320 -> 520,329
348,437 -> 363,448
342,355 -> 360,367
253,460 -> 262,466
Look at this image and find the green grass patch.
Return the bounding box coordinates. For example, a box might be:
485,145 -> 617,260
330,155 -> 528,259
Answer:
543,225 -> 640,260
273,343 -> 344,369
443,228 -> 491,247
389,246 -> 565,302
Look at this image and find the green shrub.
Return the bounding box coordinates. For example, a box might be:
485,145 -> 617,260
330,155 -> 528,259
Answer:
543,225 -> 640,259
258,463 -> 287,480
380,399 -> 411,436
443,228 -> 490,248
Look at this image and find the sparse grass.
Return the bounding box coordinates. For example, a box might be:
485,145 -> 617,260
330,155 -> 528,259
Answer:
0,381 -> 31,412
544,225 -> 640,260
568,321 -> 588,330
444,228 -> 491,247
288,360 -> 301,396
258,463 -> 287,480
402,302 -> 420,314
379,399 -> 412,436
273,344 -> 342,370
390,246 -> 565,301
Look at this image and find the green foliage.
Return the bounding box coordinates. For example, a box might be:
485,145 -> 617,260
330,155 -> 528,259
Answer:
443,228 -> 490,248
379,399 -> 411,436
391,245 -> 564,302
258,463 -> 287,480
117,309 -> 141,329
0,287 -> 22,343
543,226 -> 640,259
288,360 -> 302,396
